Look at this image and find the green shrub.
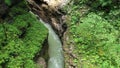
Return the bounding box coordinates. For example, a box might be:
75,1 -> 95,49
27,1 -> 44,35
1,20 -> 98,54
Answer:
70,0 -> 120,12
106,9 -> 120,31
64,0 -> 120,68
82,0 -> 119,7
70,13 -> 120,68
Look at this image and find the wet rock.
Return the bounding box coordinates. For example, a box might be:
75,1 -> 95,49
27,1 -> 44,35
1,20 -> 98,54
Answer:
36,57 -> 46,68
27,0 -> 67,37
34,39 -> 48,68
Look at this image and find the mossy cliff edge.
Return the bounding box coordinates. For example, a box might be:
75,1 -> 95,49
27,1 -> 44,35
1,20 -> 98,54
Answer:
0,1 -> 48,68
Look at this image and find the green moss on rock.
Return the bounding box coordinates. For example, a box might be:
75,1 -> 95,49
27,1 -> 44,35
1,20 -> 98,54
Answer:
0,1 -> 48,68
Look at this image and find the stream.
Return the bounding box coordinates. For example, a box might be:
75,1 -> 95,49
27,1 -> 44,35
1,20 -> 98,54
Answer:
40,19 -> 64,68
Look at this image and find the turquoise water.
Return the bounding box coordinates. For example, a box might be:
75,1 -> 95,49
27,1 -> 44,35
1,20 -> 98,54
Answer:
40,19 -> 64,68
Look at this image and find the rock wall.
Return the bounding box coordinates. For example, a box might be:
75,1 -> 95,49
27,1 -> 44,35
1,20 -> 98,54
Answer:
27,0 -> 68,37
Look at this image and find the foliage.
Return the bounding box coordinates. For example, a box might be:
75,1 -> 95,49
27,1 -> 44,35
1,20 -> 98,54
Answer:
79,0 -> 119,8
5,0 -> 12,6
105,9 -> 120,31
4,0 -> 26,6
0,1 -> 48,68
69,12 -> 120,68
78,0 -> 112,6
63,0 -> 120,68
69,0 -> 120,12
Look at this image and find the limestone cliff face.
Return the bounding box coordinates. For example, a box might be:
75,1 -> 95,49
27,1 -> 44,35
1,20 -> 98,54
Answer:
43,0 -> 69,9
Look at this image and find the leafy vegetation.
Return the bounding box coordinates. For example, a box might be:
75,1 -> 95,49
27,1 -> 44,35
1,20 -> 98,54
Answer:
5,0 -> 12,6
72,13 -> 120,68
75,0 -> 120,9
64,0 -> 120,68
0,1 -> 47,68
1,0 -> 120,68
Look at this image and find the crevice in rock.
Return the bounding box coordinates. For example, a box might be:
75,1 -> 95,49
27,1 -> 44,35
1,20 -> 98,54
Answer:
34,0 -> 48,5
33,38 -> 49,68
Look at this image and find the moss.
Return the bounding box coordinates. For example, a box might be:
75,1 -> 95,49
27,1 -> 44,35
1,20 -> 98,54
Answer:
0,1 -> 48,68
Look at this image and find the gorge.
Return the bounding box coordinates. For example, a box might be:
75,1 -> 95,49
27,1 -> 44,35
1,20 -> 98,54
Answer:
27,0 -> 69,68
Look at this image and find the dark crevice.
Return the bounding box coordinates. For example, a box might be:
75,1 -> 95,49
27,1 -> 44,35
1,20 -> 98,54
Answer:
1,62 -> 7,68
19,27 -> 27,38
33,38 -> 49,68
19,23 -> 31,38
34,0 -> 48,5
